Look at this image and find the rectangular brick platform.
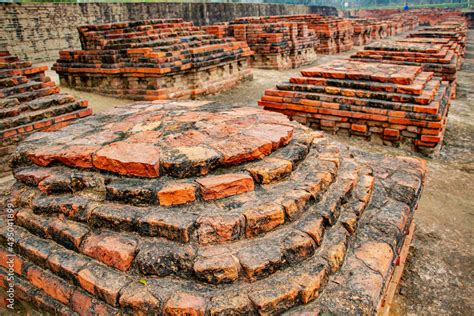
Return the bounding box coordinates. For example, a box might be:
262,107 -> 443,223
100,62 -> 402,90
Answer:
350,18 -> 408,46
351,20 -> 467,99
52,19 -> 253,100
211,14 -> 356,60
258,59 -> 452,155
0,51 -> 91,177
204,20 -> 319,70
0,100 -> 427,315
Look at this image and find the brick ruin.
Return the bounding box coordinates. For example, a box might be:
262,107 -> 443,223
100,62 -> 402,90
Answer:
259,12 -> 466,155
0,100 -> 426,314
352,20 -> 467,96
0,51 -> 91,177
350,16 -> 418,46
205,14 -> 359,69
259,60 -> 452,155
52,19 -> 253,100
205,19 -> 319,70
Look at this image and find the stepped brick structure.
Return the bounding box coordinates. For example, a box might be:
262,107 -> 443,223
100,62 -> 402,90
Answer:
0,100 -> 425,314
0,51 -> 91,177
351,41 -> 461,83
350,18 -> 411,46
350,8 -> 462,28
352,20 -> 467,97
232,15 -> 355,54
52,19 -> 253,100
285,15 -> 354,54
258,60 -> 452,155
408,21 -> 467,55
205,20 -> 319,70
205,14 -> 356,68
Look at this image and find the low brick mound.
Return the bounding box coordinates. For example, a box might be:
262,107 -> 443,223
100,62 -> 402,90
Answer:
258,60 -> 452,154
408,21 -> 468,55
205,19 -> 318,70
351,20 -> 467,100
0,100 -> 426,314
351,40 -> 461,85
52,19 -> 253,100
0,51 -> 91,177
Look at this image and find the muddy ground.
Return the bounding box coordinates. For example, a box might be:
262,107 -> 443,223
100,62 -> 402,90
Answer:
1,31 -> 473,314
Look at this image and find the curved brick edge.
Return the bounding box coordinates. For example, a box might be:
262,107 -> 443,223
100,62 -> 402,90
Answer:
285,154 -> 426,315
8,151 -> 368,284
9,134 -> 335,248
0,149 -> 426,315
12,103 -> 295,179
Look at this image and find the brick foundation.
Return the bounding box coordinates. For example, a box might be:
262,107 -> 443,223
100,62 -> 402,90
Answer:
52,19 -> 253,100
259,60 -> 453,155
1,100 -> 426,314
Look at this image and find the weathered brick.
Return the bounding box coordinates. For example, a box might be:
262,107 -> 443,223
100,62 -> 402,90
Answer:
196,173 -> 254,201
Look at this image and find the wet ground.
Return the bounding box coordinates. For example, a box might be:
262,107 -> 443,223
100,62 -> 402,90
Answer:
1,31 -> 473,314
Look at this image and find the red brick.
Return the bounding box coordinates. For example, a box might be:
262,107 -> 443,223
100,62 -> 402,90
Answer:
163,292 -> 207,316
158,183 -> 196,206
26,265 -> 73,305
92,141 -> 160,178
351,124 -> 367,133
196,173 -> 254,201
81,232 -> 138,271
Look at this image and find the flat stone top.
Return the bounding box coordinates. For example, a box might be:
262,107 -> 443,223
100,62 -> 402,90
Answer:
364,42 -> 443,53
397,37 -> 451,45
19,100 -> 294,178
300,60 -> 423,85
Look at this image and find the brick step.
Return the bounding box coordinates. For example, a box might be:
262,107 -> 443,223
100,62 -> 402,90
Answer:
2,186 -> 398,316
0,100 -> 85,130
0,60 -> 32,69
0,98 -> 20,110
0,75 -> 28,88
9,149 -> 373,288
261,81 -> 450,121
0,65 -> 48,80
0,221 -> 331,314
12,147 -> 331,244
0,266 -> 75,315
0,93 -> 76,119
288,71 -> 434,95
0,245 -> 118,314
6,85 -> 60,104
276,77 -> 440,105
0,107 -> 91,140
0,80 -> 56,98
56,59 -> 251,100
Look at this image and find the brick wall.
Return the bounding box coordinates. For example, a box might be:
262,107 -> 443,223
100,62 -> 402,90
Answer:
0,3 -> 337,62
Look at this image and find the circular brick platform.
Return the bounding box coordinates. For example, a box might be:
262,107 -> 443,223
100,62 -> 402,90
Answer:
2,100 -> 426,314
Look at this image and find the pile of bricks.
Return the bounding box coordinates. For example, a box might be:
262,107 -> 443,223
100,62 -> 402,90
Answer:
0,51 -> 90,176
258,60 -> 452,154
52,19 -> 253,100
205,20 -> 318,69
1,100 -> 426,315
